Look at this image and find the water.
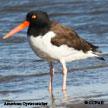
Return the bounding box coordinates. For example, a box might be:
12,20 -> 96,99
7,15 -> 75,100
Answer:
0,0 -> 108,108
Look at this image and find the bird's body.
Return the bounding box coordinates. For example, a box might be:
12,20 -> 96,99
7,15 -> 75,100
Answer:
28,19 -> 103,63
3,10 -> 104,91
28,21 -> 102,62
29,30 -> 97,62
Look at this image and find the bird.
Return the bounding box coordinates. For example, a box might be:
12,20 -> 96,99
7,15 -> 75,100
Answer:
3,10 -> 104,91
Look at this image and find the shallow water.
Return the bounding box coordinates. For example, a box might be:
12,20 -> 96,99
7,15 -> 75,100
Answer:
0,0 -> 108,108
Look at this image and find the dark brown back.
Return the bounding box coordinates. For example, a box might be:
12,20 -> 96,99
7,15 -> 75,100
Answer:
50,21 -> 102,53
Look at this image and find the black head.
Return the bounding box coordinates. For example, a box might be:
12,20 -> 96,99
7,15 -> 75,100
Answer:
3,10 -> 50,39
26,10 -> 50,36
26,10 -> 50,27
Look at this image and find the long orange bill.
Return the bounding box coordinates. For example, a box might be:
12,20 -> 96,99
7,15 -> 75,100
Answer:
3,20 -> 30,39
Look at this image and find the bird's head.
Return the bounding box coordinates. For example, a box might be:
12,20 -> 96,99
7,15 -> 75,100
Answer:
3,10 -> 50,39
26,10 -> 50,27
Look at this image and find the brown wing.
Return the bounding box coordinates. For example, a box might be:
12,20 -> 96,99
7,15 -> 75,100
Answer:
50,21 -> 102,53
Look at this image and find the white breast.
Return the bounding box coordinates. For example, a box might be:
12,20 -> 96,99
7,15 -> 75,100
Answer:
28,31 -> 96,62
28,31 -> 58,61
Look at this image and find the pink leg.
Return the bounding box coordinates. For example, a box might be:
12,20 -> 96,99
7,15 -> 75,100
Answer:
61,61 -> 67,91
48,61 -> 54,91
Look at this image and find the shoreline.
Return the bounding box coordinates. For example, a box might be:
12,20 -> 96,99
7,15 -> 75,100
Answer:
52,102 -> 108,108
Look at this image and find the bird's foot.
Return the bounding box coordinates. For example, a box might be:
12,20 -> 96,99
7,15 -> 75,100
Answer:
62,88 -> 66,91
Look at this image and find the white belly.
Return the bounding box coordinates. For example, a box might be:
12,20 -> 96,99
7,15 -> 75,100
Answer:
28,31 -> 96,62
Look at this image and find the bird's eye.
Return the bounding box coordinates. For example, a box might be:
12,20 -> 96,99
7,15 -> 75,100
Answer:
32,15 -> 37,19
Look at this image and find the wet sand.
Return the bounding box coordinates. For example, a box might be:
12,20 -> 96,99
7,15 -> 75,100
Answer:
0,0 -> 108,108
61,104 -> 108,108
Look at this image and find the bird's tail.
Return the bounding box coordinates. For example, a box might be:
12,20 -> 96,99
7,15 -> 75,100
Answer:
95,55 -> 105,60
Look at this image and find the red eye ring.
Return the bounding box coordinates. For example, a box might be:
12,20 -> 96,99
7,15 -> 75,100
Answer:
32,15 -> 37,19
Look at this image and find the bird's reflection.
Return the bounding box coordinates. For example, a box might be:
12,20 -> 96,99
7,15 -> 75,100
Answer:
62,90 -> 68,99
48,89 -> 68,104
48,89 -> 55,104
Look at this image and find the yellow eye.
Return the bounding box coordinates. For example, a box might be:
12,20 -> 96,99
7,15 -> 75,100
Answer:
32,15 -> 37,19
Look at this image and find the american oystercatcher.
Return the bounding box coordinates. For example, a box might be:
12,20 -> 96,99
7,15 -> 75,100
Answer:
3,10 -> 104,91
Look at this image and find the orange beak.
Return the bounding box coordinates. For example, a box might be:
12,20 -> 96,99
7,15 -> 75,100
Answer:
3,21 -> 30,39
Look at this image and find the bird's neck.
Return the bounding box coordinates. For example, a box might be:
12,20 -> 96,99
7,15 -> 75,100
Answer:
27,24 -> 50,37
